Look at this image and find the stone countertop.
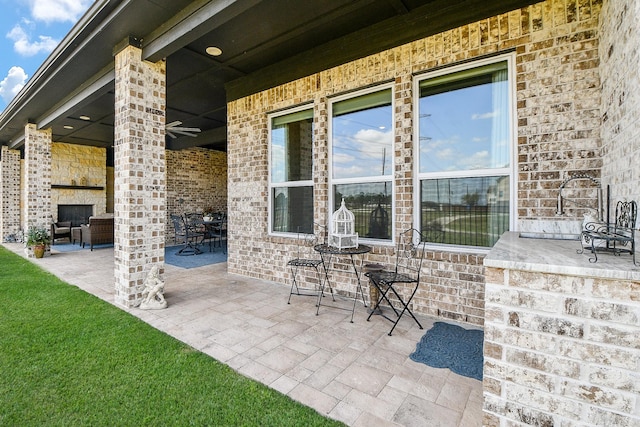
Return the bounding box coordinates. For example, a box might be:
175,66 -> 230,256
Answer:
484,232 -> 640,281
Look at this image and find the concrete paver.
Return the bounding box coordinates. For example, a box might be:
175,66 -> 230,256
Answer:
3,243 -> 483,426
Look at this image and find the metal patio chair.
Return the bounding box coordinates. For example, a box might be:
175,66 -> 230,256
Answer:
366,227 -> 427,336
171,213 -> 204,255
287,223 -> 327,304
208,212 -> 227,254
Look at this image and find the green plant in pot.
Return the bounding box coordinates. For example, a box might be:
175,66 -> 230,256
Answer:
26,226 -> 50,258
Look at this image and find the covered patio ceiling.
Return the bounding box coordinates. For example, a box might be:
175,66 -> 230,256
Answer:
0,0 -> 537,153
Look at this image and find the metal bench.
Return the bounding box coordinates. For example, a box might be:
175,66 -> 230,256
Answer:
579,200 -> 637,265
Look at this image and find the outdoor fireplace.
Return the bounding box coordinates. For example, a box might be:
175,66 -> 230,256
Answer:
58,204 -> 93,227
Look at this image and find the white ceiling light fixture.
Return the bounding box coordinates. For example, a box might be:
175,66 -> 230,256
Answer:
79,115 -> 91,121
64,125 -> 74,129
165,121 -> 201,138
206,46 -> 223,56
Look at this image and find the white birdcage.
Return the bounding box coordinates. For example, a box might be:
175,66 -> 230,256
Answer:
329,198 -> 358,249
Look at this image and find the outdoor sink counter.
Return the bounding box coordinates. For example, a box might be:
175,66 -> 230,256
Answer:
481,232 -> 640,426
487,231 -> 640,280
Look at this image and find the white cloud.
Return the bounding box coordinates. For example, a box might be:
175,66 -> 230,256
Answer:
30,0 -> 92,23
7,23 -> 59,56
458,150 -> 490,169
0,66 -> 28,104
471,111 -> 498,120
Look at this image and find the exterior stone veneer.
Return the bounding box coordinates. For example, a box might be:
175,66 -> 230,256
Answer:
1,146 -> 21,240
483,265 -> 640,426
51,142 -> 108,219
165,147 -> 227,245
113,45 -> 166,308
226,0 -> 602,325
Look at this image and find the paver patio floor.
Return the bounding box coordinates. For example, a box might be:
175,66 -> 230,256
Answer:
4,243 -> 483,426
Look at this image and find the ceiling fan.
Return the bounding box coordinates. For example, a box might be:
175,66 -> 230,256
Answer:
165,121 -> 201,138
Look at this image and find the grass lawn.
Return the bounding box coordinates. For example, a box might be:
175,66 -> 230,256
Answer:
0,246 -> 344,426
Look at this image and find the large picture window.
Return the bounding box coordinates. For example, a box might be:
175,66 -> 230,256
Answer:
331,87 -> 393,240
269,107 -> 314,233
416,57 -> 513,247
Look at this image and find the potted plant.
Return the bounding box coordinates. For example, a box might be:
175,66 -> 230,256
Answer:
26,226 -> 50,258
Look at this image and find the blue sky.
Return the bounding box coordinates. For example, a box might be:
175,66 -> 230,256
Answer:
0,0 -> 91,112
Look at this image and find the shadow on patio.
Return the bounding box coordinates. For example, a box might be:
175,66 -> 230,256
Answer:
2,243 -> 482,427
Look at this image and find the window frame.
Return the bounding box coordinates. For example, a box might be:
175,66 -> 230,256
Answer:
268,104 -> 315,237
412,53 -> 517,252
328,83 -> 395,244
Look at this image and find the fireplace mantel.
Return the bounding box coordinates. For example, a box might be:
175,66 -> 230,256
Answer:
52,184 -> 104,190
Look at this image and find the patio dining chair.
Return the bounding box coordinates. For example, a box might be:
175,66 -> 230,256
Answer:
287,223 -> 328,304
171,213 -> 204,255
185,212 -> 214,251
365,227 -> 427,336
208,213 -> 227,254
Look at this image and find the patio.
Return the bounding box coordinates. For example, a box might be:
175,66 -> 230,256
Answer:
2,242 -> 482,427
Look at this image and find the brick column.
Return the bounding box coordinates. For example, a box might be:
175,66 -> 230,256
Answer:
24,123 -> 52,230
113,44 -> 166,307
0,145 -> 21,241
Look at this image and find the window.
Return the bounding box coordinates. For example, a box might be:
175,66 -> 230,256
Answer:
330,87 -> 393,240
416,57 -> 513,248
269,107 -> 314,233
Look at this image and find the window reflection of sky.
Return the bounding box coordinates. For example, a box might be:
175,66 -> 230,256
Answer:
271,127 -> 286,182
419,81 -> 508,173
332,106 -> 393,179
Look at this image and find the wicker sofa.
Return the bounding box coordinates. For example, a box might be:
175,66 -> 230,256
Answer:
80,215 -> 114,250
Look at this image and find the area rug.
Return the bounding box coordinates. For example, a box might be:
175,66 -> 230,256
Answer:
164,244 -> 227,269
410,322 -> 484,381
51,243 -> 113,252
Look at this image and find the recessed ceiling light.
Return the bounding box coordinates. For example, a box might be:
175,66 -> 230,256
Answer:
64,125 -> 74,129
79,115 -> 91,121
206,46 -> 223,56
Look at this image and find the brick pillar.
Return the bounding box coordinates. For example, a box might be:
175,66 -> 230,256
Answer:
24,124 -> 52,230
0,146 -> 21,241
113,44 -> 166,307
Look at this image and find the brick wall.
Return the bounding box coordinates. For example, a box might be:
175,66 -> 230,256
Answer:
483,265 -> 640,426
599,0 -> 640,202
227,0 -> 603,326
113,45 -> 166,307
0,146 -> 21,240
165,147 -> 227,245
24,124 -> 52,230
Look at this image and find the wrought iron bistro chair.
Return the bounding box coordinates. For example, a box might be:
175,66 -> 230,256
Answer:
287,224 -> 328,304
366,228 -> 427,336
185,212 -> 213,251
170,213 -> 204,255
208,212 -> 227,254
579,200 -> 637,265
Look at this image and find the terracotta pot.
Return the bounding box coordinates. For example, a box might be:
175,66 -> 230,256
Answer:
33,244 -> 46,259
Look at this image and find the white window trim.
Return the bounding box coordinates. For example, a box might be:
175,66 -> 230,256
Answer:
328,83 -> 396,244
412,52 -> 518,251
268,103 -> 314,237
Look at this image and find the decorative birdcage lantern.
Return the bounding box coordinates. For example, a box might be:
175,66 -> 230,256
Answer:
329,198 -> 358,249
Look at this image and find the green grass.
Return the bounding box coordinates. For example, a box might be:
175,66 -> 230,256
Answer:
0,246 -> 344,426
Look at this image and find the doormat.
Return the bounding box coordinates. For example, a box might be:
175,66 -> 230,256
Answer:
164,244 -> 227,269
410,321 -> 484,381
